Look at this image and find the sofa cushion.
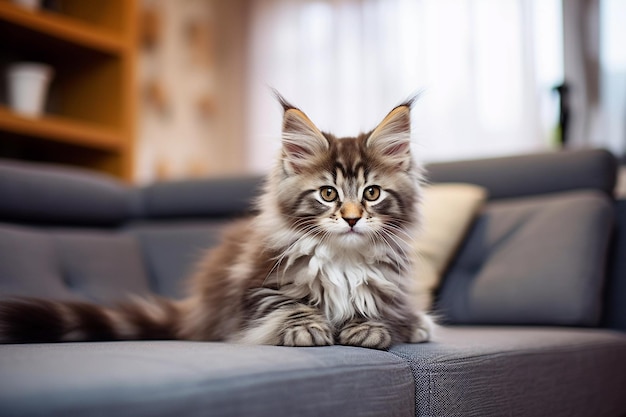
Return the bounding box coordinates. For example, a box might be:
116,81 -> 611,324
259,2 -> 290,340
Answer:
0,225 -> 153,303
390,326 -> 626,417
126,221 -> 230,299
426,149 -> 617,200
0,225 -> 78,301
51,231 -> 153,303
137,176 -> 264,219
0,159 -> 132,226
413,183 -> 487,311
0,342 -> 414,417
436,190 -> 613,326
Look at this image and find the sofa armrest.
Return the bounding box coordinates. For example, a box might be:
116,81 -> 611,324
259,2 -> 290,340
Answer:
425,149 -> 617,200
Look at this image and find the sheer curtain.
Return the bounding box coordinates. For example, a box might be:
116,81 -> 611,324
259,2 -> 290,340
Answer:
601,0 -> 626,157
245,0 -> 563,172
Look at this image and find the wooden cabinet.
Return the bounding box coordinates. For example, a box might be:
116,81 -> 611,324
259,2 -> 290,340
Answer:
0,0 -> 137,180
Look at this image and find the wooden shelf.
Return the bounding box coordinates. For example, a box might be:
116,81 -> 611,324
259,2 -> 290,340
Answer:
0,0 -> 136,180
0,106 -> 122,151
0,2 -> 125,54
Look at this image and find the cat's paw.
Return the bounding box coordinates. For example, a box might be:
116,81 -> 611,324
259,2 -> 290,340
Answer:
410,312 -> 436,343
280,309 -> 333,347
338,321 -> 391,350
281,322 -> 333,346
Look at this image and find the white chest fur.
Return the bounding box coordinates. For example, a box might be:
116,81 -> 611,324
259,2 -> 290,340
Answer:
284,239 -> 400,325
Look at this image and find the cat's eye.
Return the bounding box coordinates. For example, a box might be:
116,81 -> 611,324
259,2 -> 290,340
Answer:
363,186 -> 381,201
320,186 -> 338,202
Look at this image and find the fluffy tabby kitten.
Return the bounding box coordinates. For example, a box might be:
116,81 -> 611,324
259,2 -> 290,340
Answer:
0,95 -> 434,350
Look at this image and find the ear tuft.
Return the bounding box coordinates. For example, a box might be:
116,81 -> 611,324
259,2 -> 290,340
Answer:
272,89 -> 297,112
275,92 -> 329,174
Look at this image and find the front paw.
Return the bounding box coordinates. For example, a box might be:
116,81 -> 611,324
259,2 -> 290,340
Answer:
280,309 -> 333,347
338,321 -> 391,350
410,312 -> 436,343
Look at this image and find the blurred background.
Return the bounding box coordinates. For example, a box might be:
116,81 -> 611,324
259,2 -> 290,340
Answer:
0,0 -> 624,184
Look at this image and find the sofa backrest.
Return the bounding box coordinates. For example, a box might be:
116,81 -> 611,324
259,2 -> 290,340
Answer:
0,150 -> 623,330
0,159 -> 134,227
0,159 -> 261,303
426,149 -> 620,328
425,148 -> 617,200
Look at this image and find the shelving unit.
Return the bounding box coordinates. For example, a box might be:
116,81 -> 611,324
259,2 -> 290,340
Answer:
0,0 -> 137,180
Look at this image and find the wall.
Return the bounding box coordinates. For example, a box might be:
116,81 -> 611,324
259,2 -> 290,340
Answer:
135,0 -> 248,184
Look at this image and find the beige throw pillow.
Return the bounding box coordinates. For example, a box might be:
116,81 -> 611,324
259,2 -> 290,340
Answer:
414,183 -> 488,311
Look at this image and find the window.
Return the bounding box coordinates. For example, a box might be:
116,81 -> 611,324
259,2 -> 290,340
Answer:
245,0 -> 563,172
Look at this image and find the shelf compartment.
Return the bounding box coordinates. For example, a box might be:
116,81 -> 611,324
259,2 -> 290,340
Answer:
55,0 -> 130,35
0,105 -> 123,151
0,43 -> 126,128
0,0 -> 135,180
0,2 -> 126,54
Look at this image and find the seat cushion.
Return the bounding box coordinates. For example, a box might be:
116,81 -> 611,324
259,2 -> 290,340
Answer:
436,190 -> 614,326
390,326 -> 626,417
0,342 -> 414,417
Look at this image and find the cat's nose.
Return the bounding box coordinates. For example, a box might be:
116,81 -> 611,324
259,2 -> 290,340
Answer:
341,202 -> 362,228
343,217 -> 360,228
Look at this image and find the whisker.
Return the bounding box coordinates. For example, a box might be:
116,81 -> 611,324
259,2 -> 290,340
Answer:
381,227 -> 413,249
382,222 -> 417,241
373,230 -> 404,273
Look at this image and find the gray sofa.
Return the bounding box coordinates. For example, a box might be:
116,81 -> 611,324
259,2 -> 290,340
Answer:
0,149 -> 625,417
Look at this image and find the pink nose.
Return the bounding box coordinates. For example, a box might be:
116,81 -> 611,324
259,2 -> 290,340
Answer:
343,217 -> 359,227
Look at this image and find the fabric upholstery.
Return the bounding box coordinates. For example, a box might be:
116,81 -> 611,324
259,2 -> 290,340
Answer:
390,326 -> 626,417
137,176 -> 264,219
52,231 -> 152,304
413,183 -> 487,311
0,225 -> 153,304
126,221 -> 229,299
0,225 -> 78,301
426,149 -> 617,200
0,342 -> 415,417
0,159 -> 132,226
605,199 -> 626,331
436,190 -> 614,326
0,152 -> 624,417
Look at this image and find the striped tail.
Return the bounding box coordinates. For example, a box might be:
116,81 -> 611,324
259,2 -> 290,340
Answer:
0,297 -> 181,344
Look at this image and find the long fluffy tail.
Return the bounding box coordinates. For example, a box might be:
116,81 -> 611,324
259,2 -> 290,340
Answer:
0,297 -> 181,344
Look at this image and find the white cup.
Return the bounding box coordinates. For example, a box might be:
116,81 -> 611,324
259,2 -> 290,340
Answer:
6,63 -> 54,117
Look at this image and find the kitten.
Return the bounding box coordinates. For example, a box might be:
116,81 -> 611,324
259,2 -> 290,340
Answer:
0,95 -> 434,350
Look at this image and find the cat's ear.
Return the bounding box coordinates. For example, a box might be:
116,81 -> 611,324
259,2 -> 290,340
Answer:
366,102 -> 413,169
276,93 -> 329,174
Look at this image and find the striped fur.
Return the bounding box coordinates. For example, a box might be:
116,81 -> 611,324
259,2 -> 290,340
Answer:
0,96 -> 434,349
0,296 -> 179,343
